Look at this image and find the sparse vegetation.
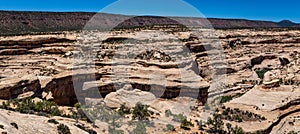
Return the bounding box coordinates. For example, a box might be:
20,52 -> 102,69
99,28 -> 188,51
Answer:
220,96 -> 233,103
131,122 -> 147,134
165,109 -> 173,117
219,107 -> 266,122
132,102 -> 151,120
80,104 -> 125,133
255,68 -> 272,79
165,110 -> 193,130
164,124 -> 175,131
180,118 -> 194,130
232,125 -> 245,134
117,103 -> 131,116
1,98 -> 61,116
57,124 -> 71,134
206,114 -> 225,133
225,122 -> 245,134
198,120 -> 205,130
108,128 -> 124,134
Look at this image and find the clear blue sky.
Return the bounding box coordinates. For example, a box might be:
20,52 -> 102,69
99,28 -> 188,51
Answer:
0,0 -> 299,22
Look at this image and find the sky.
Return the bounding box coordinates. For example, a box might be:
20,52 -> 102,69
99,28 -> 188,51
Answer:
0,0 -> 299,22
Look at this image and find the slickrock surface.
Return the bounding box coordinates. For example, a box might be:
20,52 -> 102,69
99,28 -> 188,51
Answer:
0,28 -> 299,133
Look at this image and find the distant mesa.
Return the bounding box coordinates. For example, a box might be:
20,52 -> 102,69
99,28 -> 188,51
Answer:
0,11 -> 300,35
278,20 -> 298,27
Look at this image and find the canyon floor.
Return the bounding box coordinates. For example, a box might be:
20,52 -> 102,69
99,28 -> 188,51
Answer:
0,27 -> 299,134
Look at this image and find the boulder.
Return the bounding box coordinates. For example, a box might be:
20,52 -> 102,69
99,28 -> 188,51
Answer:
104,88 -> 156,108
263,71 -> 280,88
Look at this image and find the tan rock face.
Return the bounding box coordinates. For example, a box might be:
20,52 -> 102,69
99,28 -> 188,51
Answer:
0,27 -> 300,133
0,76 -> 41,99
0,31 -> 211,106
104,88 -> 157,108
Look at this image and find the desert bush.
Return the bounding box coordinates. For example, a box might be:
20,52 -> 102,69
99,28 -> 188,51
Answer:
255,68 -> 272,79
15,98 -> 35,113
132,102 -> 151,120
206,114 -> 225,133
74,102 -> 81,109
0,124 -> 4,129
197,120 -> 205,130
234,115 -> 243,122
232,125 -> 245,134
164,124 -> 175,131
168,112 -> 193,130
226,123 -> 232,133
180,118 -> 194,130
7,98 -> 61,116
117,103 -> 131,116
57,124 -> 71,134
108,127 -> 124,134
172,113 -> 187,123
165,109 -> 173,117
82,104 -> 123,129
1,102 -> 9,109
131,122 -> 147,134
220,96 -> 233,103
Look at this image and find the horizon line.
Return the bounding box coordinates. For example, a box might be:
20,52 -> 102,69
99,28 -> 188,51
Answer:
0,9 -> 298,23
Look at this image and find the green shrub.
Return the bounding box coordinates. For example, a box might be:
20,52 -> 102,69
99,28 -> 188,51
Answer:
255,68 -> 272,79
206,114 -> 225,133
169,112 -> 193,130
74,102 -> 81,109
117,104 -> 131,116
226,123 -> 232,132
0,124 -> 4,129
172,113 -> 186,123
164,124 -> 175,131
50,106 -> 61,116
165,109 -> 173,117
220,96 -> 233,103
10,122 -> 18,129
234,115 -> 243,122
57,124 -> 71,134
9,98 -> 61,116
1,102 -> 9,109
48,119 -> 59,124
232,125 -> 245,134
131,122 -> 147,134
180,118 -> 194,130
132,102 -> 151,120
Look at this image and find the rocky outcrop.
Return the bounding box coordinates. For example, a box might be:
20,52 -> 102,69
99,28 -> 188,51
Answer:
104,88 -> 157,108
0,76 -> 41,99
43,71 -> 101,106
250,55 -> 277,67
262,71 -> 280,89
